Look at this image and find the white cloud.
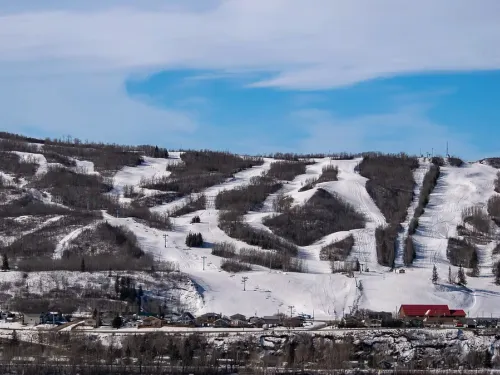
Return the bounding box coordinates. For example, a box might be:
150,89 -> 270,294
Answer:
1,0 -> 499,88
0,0 -> 498,143
0,73 -> 197,145
293,105 -> 477,159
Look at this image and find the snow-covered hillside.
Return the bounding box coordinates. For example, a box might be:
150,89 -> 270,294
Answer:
103,156 -> 500,319
2,141 -> 500,320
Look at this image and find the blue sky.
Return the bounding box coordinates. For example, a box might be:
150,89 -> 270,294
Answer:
0,1 -> 500,159
125,70 -> 500,158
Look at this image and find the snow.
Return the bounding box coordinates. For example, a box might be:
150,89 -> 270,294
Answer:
73,159 -> 97,174
100,157 -> 500,318
319,158 -> 386,271
4,151 -> 500,321
53,221 -> 97,259
112,155 -> 180,199
363,161 -> 500,317
151,157 -> 274,214
394,158 -> 431,267
11,151 -> 49,177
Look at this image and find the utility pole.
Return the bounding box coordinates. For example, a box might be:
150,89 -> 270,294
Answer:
201,256 -> 207,271
241,276 -> 248,291
288,305 -> 294,317
163,234 -> 168,248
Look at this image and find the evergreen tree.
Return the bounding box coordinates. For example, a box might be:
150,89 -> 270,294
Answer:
108,267 -> 112,277
80,257 -> 86,272
10,329 -> 18,346
138,285 -> 144,297
357,280 -> 363,291
470,251 -> 480,277
432,264 -> 439,284
484,349 -> 493,368
2,254 -> 9,271
458,265 -> 467,285
494,262 -> 500,285
112,316 -> 123,329
448,266 -> 453,284
137,295 -> 142,313
114,275 -> 120,295
185,232 -> 204,247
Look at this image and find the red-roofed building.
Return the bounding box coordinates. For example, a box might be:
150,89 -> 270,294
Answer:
399,305 -> 466,325
450,309 -> 466,318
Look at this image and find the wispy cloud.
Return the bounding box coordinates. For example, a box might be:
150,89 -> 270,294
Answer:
1,1 -> 499,88
0,0 -> 498,145
0,73 -> 198,145
294,104 -> 476,159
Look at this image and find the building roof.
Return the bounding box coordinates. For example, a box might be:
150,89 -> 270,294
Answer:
230,313 -> 246,320
450,309 -> 466,317
180,312 -> 195,320
400,304 -> 451,317
199,312 -> 221,319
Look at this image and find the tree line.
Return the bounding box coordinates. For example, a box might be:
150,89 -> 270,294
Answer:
357,153 -> 418,267
264,188 -> 364,246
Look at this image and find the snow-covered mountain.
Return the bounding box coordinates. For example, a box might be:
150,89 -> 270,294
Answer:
1,134 -> 500,320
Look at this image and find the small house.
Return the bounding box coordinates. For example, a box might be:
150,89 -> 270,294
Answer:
342,316 -> 364,328
465,318 -> 477,328
40,312 -> 67,325
231,319 -> 250,328
178,312 -> 196,325
399,304 -> 466,325
284,317 -> 303,328
248,317 -> 265,328
262,316 -> 282,327
230,313 -> 246,321
196,312 -> 221,326
396,269 -> 406,274
21,313 -> 40,326
364,318 -> 382,328
139,316 -> 163,328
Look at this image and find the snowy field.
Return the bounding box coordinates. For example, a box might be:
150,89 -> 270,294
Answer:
2,150 -> 500,320
105,156 -> 500,319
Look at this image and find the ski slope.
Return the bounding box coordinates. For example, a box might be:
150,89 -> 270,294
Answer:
112,153 -> 182,200
110,155 -> 500,319
107,156 -> 500,318
4,151 -> 500,319
394,158 -> 431,267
